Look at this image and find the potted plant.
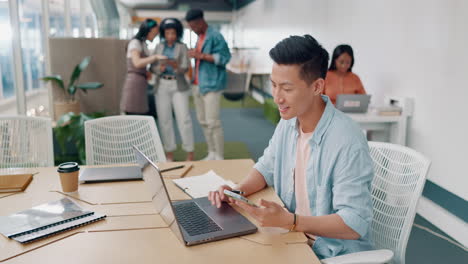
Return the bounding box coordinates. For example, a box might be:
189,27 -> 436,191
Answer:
41,56 -> 103,120
54,111 -> 106,165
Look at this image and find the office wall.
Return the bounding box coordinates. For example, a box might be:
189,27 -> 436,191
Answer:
233,0 -> 468,244
49,38 -> 127,118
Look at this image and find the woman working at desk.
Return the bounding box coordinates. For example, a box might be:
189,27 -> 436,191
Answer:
324,44 -> 366,105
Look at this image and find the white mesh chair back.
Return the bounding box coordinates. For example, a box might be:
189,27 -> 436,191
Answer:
0,116 -> 54,172
85,115 -> 166,165
368,142 -> 431,264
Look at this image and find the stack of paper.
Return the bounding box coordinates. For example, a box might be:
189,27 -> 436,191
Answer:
172,170 -> 236,198
376,106 -> 402,116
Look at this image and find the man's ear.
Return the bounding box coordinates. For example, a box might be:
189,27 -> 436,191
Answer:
311,78 -> 325,96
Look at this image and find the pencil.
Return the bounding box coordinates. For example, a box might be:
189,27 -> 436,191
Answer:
180,164 -> 193,178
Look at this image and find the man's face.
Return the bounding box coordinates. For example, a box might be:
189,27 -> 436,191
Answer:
188,19 -> 204,35
271,63 -> 318,120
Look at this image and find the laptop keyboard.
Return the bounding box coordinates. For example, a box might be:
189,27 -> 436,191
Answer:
173,202 -> 222,236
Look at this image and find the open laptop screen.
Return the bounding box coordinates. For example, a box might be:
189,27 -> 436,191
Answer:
336,94 -> 371,113
134,146 -> 185,243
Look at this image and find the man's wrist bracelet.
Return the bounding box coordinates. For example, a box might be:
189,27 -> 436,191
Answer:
289,213 -> 297,232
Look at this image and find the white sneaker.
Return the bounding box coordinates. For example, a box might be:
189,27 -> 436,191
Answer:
214,153 -> 224,160
201,152 -> 215,161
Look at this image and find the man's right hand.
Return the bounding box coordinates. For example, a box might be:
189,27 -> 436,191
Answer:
208,185 -> 235,208
188,49 -> 196,57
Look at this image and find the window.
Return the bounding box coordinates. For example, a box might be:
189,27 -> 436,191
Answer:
0,2 -> 15,100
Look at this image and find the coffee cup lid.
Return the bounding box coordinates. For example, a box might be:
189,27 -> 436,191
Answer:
57,162 -> 80,173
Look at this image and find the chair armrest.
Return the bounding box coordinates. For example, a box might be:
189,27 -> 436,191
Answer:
321,249 -> 394,264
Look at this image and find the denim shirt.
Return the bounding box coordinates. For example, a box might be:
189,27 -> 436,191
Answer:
196,26 -> 231,95
162,43 -> 175,75
254,95 -> 374,259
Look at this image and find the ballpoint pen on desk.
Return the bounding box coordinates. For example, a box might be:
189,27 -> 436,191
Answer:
160,165 -> 185,173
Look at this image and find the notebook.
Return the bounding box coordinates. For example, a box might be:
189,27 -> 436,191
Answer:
0,174 -> 33,193
134,145 -> 257,246
0,197 -> 106,243
172,170 -> 236,198
79,166 -> 142,183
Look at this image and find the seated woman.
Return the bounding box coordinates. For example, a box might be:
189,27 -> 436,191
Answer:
324,44 -> 366,105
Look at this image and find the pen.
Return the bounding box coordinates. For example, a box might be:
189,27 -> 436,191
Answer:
180,164 -> 193,178
160,165 -> 185,173
231,190 -> 245,195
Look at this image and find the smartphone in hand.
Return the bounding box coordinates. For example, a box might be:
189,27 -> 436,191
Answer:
223,190 -> 258,207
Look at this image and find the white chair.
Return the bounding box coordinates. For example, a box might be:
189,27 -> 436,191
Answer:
84,115 -> 166,165
0,116 -> 54,171
322,142 -> 431,264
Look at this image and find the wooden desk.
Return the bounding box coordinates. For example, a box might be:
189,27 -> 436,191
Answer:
0,159 -> 320,263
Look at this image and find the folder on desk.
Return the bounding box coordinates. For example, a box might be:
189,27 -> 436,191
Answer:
0,197 -> 106,243
0,173 -> 33,193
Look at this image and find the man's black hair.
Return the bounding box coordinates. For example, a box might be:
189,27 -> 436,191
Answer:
185,9 -> 204,22
269,35 -> 329,83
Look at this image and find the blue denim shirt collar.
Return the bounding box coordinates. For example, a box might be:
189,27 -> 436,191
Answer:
288,95 -> 335,145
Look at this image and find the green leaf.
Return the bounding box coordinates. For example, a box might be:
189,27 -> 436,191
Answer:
90,112 -> 106,118
69,56 -> 91,88
41,75 -> 65,90
68,85 -> 77,96
56,112 -> 75,126
78,56 -> 92,71
76,82 -> 103,90
53,125 -> 70,153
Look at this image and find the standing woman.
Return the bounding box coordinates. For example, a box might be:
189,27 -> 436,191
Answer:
151,18 -> 194,161
324,44 -> 366,105
121,19 -> 166,115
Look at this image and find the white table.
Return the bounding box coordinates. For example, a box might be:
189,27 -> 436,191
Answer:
347,111 -> 408,145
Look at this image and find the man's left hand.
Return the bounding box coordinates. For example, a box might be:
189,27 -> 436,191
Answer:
234,199 -> 293,229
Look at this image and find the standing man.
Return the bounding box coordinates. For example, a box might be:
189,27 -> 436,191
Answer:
208,35 -> 374,259
185,8 -> 231,160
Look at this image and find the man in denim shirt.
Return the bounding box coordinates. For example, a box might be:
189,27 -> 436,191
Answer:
186,9 -> 231,161
208,35 -> 374,259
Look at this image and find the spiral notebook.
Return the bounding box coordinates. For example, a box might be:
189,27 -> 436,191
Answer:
172,170 -> 236,198
0,197 -> 106,243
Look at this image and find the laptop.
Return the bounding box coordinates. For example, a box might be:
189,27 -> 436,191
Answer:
133,146 -> 257,246
336,94 -> 371,113
79,166 -> 142,183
